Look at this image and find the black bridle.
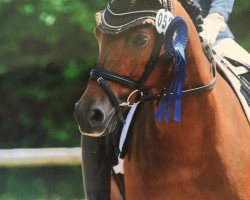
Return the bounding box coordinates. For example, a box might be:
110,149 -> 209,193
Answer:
90,32 -> 163,123
90,29 -> 217,124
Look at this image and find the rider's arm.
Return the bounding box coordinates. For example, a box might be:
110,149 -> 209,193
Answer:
199,0 -> 235,46
209,0 -> 234,21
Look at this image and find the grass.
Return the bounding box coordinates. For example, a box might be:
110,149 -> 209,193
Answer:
0,167 -> 85,200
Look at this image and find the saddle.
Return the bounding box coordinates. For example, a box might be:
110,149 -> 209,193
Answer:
226,55 -> 250,103
212,49 -> 250,122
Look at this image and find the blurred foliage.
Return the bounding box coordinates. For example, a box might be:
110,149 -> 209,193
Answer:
229,0 -> 250,50
0,0 -> 107,73
0,0 -> 108,147
0,62 -> 89,148
0,0 -> 107,199
0,0 -> 249,199
0,167 -> 83,200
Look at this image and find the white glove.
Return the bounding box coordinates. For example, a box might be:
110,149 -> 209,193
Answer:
199,13 -> 226,47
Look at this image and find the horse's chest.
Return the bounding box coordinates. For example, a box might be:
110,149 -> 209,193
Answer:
123,118 -> 240,200
124,154 -> 239,200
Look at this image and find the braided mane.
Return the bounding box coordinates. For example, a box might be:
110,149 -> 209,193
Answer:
178,0 -> 204,33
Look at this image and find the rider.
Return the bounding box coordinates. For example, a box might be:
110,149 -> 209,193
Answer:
195,0 -> 250,67
196,0 -> 250,122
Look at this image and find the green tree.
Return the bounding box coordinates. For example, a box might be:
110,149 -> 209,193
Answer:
230,0 -> 250,50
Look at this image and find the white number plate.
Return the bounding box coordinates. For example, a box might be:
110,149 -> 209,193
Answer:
155,9 -> 174,34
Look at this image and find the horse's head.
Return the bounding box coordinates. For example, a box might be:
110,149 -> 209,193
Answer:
74,0 -> 194,136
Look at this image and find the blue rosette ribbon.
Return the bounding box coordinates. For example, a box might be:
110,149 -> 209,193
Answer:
155,17 -> 188,123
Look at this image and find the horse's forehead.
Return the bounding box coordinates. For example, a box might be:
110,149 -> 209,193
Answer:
96,26 -> 156,61
97,25 -> 150,43
96,26 -> 155,71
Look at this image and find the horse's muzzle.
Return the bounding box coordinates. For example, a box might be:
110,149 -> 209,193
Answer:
74,100 -> 117,137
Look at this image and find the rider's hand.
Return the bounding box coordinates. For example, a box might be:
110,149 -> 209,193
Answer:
199,13 -> 226,47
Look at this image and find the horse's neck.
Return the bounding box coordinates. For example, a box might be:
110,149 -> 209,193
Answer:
175,0 -> 212,90
145,1 -> 217,133
124,3 -> 250,198
134,0 -> 220,169
128,97 -> 249,199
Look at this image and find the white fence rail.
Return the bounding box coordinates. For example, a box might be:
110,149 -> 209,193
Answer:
0,148 -> 82,167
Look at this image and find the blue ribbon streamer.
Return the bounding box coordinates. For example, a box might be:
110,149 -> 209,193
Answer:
155,17 -> 188,123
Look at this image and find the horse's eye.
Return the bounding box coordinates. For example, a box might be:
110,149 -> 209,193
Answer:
133,35 -> 148,47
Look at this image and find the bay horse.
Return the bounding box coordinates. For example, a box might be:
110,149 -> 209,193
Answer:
74,0 -> 250,199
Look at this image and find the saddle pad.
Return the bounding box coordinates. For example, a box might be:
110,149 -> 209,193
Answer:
213,50 -> 250,123
240,72 -> 250,104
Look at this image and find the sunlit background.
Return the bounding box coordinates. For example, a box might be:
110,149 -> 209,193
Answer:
0,0 -> 249,199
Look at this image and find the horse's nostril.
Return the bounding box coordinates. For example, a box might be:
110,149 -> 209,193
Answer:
88,108 -> 105,127
74,102 -> 106,131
